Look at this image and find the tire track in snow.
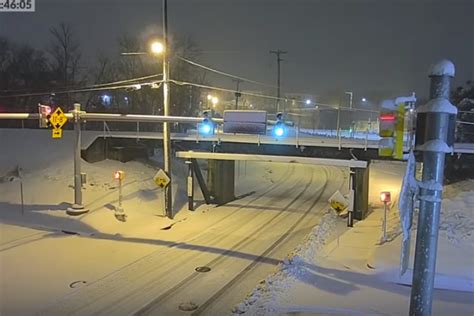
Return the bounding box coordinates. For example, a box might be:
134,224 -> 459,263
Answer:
39,164 -> 304,315
132,166 -> 326,315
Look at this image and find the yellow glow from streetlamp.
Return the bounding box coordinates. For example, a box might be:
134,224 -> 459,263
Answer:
211,97 -> 219,106
150,41 -> 164,54
207,94 -> 212,100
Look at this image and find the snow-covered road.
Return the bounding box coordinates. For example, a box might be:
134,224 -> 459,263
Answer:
36,166 -> 343,315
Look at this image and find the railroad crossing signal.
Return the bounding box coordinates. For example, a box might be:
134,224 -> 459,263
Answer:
39,106 -> 68,139
378,99 -> 405,159
38,104 -> 52,128
49,107 -> 68,129
153,169 -> 170,188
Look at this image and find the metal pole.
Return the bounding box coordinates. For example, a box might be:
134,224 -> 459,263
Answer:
162,0 -> 173,219
410,60 -> 456,315
347,170 -> 354,227
383,202 -> 388,242
345,91 -> 353,110
20,180 -> 24,215
67,103 -> 88,215
186,160 -> 194,211
336,105 -> 341,139
233,79 -> 242,110
115,176 -> 126,221
277,56 -> 280,112
270,50 -> 287,113
118,178 -> 123,209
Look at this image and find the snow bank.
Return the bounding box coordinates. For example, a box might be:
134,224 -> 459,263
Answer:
0,129 -> 284,237
232,210 -> 338,315
372,179 -> 474,292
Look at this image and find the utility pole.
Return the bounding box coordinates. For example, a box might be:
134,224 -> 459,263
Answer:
233,79 -> 242,110
162,0 -> 173,219
410,60 -> 457,315
270,50 -> 287,113
345,91 -> 353,109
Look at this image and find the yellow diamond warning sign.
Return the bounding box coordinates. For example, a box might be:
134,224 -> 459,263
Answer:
153,169 -> 170,188
49,107 -> 68,130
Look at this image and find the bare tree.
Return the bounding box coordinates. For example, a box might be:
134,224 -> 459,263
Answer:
48,22 -> 83,107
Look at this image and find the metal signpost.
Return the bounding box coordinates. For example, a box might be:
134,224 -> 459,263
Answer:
67,103 -> 88,215
410,60 -> 457,315
380,191 -> 391,242
114,170 -> 126,221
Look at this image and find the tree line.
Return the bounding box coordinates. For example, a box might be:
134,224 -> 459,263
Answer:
0,22 -> 207,120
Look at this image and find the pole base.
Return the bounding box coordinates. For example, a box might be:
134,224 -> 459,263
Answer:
66,204 -> 89,216
114,206 -> 127,222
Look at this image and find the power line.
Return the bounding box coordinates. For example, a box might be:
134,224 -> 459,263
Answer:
87,74 -> 163,88
176,55 -> 277,89
169,79 -> 342,110
1,74 -> 163,97
0,80 -> 163,99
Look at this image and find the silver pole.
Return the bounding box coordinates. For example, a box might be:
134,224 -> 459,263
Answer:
118,178 -> 122,208
383,202 -> 387,242
162,0 -> 173,219
67,103 -> 88,215
410,60 -> 456,315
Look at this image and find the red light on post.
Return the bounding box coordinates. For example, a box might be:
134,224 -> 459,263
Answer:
114,170 -> 125,181
380,191 -> 391,203
380,114 -> 396,121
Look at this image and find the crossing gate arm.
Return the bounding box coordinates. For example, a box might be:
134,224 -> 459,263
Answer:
176,151 -> 367,169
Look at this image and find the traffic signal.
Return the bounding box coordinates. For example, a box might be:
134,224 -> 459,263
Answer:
273,112 -> 285,137
38,104 -> 52,128
378,98 -> 411,159
378,100 -> 397,157
198,110 -> 214,136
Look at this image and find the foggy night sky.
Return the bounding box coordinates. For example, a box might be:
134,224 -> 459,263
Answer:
1,0 -> 473,102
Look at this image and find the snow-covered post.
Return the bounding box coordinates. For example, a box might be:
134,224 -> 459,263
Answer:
186,160 -> 194,211
67,103 -> 88,215
409,60 -> 457,315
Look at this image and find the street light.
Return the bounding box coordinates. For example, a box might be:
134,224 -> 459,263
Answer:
362,97 -> 367,102
150,41 -> 165,55
211,96 -> 219,107
305,99 -> 311,105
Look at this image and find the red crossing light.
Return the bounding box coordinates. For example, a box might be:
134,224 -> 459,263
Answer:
380,114 -> 396,121
380,191 -> 391,203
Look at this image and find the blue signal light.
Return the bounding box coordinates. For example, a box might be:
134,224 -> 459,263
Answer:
199,119 -> 214,136
273,124 -> 285,137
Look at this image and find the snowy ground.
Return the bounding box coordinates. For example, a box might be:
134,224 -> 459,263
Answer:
1,129 -> 472,315
0,128 -> 346,315
235,161 -> 474,315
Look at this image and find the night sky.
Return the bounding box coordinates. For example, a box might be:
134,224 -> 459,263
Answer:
1,0 -> 473,102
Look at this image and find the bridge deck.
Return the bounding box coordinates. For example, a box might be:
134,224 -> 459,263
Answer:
175,151 -> 368,168
81,130 -> 474,154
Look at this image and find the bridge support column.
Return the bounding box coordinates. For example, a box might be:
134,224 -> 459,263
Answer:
351,163 -> 370,220
207,159 -> 235,205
